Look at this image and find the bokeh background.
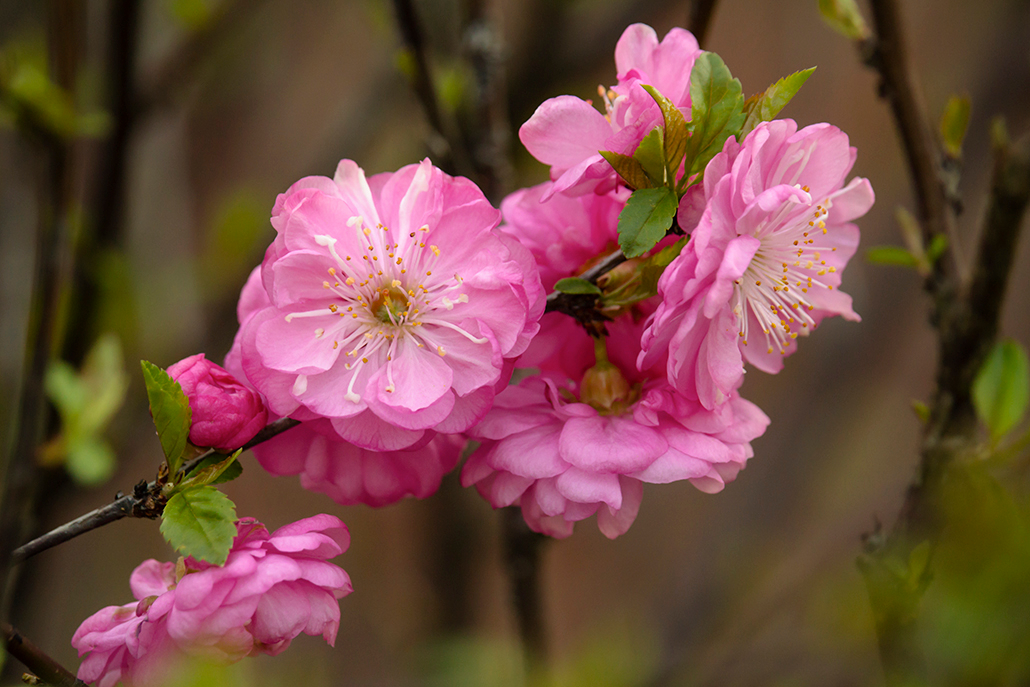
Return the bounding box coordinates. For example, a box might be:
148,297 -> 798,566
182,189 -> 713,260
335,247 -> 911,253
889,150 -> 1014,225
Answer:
2,0 -> 1030,685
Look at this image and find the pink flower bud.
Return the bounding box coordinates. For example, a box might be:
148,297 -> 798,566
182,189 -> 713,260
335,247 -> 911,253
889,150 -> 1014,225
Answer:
166,353 -> 268,451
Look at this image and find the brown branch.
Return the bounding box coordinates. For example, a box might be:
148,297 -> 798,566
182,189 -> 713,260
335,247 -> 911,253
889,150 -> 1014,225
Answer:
11,418 -> 301,564
3,623 -> 86,687
135,0 -> 268,114
390,0 -> 471,177
501,507 -> 548,673
687,0 -> 719,48
864,0 -> 960,292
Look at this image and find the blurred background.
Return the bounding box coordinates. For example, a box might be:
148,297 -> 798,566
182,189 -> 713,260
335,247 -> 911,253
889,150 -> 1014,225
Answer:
2,0 -> 1030,685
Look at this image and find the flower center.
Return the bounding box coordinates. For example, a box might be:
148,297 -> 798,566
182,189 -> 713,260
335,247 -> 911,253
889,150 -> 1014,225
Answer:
282,215 -> 487,403
732,187 -> 840,357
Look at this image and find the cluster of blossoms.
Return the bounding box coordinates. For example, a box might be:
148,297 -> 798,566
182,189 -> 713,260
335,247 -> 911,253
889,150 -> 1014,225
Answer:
73,21 -> 873,685
73,516 -> 352,687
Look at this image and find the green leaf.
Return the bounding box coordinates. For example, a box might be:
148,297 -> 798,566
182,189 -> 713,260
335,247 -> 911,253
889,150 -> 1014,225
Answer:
940,94 -> 971,158
632,127 -> 667,186
818,0 -> 870,39
617,187 -> 678,258
741,67 -> 816,136
141,360 -> 192,474
78,334 -> 129,436
65,438 -> 116,486
973,339 -> 1030,443
925,234 -> 949,264
554,277 -> 602,296
642,85 -> 689,179
599,151 -> 651,191
45,361 -> 87,418
641,236 -> 689,294
180,450 -> 244,489
160,486 -> 237,565
683,52 -> 745,180
911,399 -> 931,424
865,246 -> 919,268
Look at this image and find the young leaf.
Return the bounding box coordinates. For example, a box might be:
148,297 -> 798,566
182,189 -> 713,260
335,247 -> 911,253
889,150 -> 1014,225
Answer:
641,236 -> 689,294
160,486 -> 238,566
865,246 -> 919,268
642,85 -> 689,179
973,339 -> 1030,443
141,360 -> 192,474
818,0 -> 870,39
633,127 -> 667,186
65,438 -> 116,486
940,94 -> 971,158
554,277 -> 602,296
925,234 -> 949,264
599,151 -> 651,190
741,67 -> 816,136
618,187 -> 678,258
684,53 -> 745,179
180,450 -> 244,489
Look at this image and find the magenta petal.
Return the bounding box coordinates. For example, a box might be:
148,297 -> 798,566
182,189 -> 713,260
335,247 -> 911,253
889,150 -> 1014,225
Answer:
596,477 -> 643,539
555,468 -> 623,510
519,96 -> 612,169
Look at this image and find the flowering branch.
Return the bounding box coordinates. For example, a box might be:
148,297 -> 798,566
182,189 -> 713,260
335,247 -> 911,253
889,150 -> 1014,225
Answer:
3,622 -> 87,687
855,2 -> 1030,684
11,417 -> 301,564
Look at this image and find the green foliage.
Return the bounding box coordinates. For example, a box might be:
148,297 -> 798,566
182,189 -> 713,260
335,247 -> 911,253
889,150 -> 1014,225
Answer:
640,236 -> 689,294
0,38 -> 109,140
617,187 -> 678,258
633,127 -> 667,186
642,85 -> 688,181
141,360 -> 192,474
42,334 -> 128,485
554,277 -> 602,296
599,151 -> 651,191
973,339 -> 1030,443
741,67 -> 816,137
200,191 -> 269,297
160,486 -> 237,565
168,0 -> 214,30
940,95 -> 971,158
865,245 -> 919,268
436,64 -> 468,114
180,450 -> 244,489
682,52 -> 745,182
818,0 -> 870,39
418,637 -> 522,687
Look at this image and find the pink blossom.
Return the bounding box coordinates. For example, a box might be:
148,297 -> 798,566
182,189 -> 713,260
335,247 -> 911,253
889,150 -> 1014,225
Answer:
228,159 -> 544,451
72,515 -> 352,687
639,119 -> 875,405
462,373 -> 768,539
519,24 -> 701,197
251,419 -> 464,507
167,354 -> 268,451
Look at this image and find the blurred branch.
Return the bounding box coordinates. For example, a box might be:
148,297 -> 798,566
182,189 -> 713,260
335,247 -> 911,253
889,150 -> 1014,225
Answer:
862,0 -> 961,293
0,0 -> 80,620
390,0 -> 471,176
687,0 -> 719,48
501,507 -> 548,674
11,418 -> 301,563
463,0 -> 513,203
856,1 -> 1030,679
135,0 -> 268,114
3,623 -> 86,687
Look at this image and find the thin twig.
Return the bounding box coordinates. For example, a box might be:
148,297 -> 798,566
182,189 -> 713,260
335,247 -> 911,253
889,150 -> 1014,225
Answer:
390,0 -> 471,176
3,623 -> 87,687
501,507 -> 548,673
864,0 -> 961,290
0,0 -> 80,620
687,0 -> 719,48
11,418 -> 301,564
544,247 -> 628,316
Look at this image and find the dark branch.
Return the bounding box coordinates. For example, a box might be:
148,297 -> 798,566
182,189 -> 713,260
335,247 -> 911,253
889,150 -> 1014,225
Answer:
544,248 -> 628,315
501,507 -> 548,672
390,0 -> 470,176
865,0 -> 960,289
687,0 -> 719,48
11,418 -> 301,564
3,623 -> 86,687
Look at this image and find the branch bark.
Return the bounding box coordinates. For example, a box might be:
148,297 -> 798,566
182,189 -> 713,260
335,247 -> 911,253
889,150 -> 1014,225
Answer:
501,507 -> 548,674
687,0 -> 719,48
11,418 -> 301,564
3,623 -> 86,687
